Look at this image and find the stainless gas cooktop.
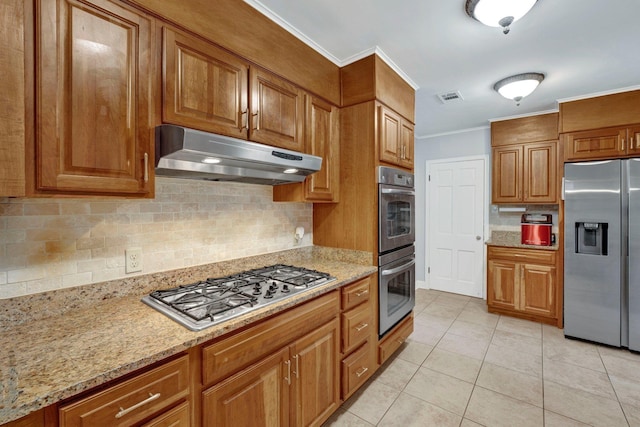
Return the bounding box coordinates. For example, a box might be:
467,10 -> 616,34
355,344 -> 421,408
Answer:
142,264 -> 335,331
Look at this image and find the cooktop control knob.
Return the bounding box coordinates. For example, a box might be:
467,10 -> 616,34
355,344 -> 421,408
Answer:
282,284 -> 290,293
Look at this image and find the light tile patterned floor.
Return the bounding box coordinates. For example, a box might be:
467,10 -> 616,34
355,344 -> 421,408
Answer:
323,289 -> 640,427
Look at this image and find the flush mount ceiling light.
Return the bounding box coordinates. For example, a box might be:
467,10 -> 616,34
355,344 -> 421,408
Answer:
465,0 -> 538,34
493,72 -> 544,105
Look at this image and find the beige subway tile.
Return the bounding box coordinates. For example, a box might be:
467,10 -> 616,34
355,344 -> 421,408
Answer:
25,277 -> 63,294
26,229 -> 61,241
0,282 -> 27,298
90,202 -> 119,214
0,203 -> 24,216
77,259 -> 107,273
0,272 -> 7,285
62,272 -> 93,288
24,203 -> 59,216
76,237 -> 105,250
45,240 -> 76,254
59,202 -> 90,215
8,266 -> 46,283
43,216 -> 76,229
1,229 -> 26,244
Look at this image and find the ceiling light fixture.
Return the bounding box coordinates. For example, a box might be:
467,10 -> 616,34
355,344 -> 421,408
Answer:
493,72 -> 544,106
465,0 -> 538,34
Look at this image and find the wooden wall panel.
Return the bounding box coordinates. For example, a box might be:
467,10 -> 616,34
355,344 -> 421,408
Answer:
0,0 -> 27,196
559,90 -> 640,133
491,112 -> 558,147
313,102 -> 377,260
129,0 -> 340,105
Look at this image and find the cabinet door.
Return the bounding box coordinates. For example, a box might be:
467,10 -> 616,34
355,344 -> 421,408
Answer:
163,27 -> 248,139
521,264 -> 556,318
378,105 -> 401,165
627,127 -> 640,155
202,347 -> 290,427
289,319 -> 340,427
250,67 -> 304,152
492,145 -> 523,203
305,96 -> 339,202
564,127 -> 626,160
37,0 -> 153,196
399,120 -> 415,169
523,141 -> 557,203
487,260 -> 518,311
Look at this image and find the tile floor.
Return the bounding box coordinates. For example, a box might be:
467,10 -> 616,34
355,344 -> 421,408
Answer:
323,289 -> 640,427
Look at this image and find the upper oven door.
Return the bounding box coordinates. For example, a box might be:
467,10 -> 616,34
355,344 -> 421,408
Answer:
379,184 -> 416,253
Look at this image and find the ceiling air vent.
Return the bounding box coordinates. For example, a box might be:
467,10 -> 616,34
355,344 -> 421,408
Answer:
437,91 -> 464,104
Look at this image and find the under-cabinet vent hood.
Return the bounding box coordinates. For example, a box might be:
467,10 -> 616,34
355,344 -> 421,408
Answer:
155,125 -> 322,185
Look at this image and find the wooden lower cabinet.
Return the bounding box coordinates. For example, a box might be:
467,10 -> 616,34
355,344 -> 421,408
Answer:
487,246 -> 559,325
202,347 -> 291,427
202,319 -> 339,427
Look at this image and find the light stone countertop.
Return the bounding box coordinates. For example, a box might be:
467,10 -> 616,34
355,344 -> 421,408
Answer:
486,230 -> 559,251
0,246 -> 377,425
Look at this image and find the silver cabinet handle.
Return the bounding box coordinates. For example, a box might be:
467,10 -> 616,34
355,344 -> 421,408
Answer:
115,392 -> 160,419
284,359 -> 291,385
355,323 -> 369,332
355,367 -> 369,378
252,110 -> 259,130
622,138 -> 626,152
381,259 -> 415,276
355,289 -> 369,297
240,109 -> 248,130
143,153 -> 149,183
636,134 -> 639,150
292,354 -> 299,378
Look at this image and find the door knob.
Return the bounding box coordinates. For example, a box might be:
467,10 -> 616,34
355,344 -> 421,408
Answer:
476,236 -> 482,241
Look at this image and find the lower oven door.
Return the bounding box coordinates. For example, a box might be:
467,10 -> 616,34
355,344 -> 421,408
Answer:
379,250 -> 416,337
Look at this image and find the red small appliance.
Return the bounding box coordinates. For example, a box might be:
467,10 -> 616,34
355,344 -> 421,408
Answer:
521,214 -> 553,246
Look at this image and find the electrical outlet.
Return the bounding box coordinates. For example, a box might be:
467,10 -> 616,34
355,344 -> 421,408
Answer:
125,247 -> 143,273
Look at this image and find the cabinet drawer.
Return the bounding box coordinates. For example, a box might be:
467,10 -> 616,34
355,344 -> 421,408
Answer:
202,291 -> 339,386
378,314 -> 413,365
341,341 -> 373,400
488,246 -> 556,265
59,355 -> 190,427
141,401 -> 190,427
341,303 -> 372,354
341,277 -> 371,311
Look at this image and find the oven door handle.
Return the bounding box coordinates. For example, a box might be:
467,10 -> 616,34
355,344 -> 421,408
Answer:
381,259 -> 415,276
381,188 -> 415,196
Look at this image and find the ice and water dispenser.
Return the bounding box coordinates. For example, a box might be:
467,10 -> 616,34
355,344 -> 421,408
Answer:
575,222 -> 608,255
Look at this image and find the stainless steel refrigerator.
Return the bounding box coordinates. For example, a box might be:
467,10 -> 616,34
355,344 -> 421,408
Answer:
564,159 -> 640,350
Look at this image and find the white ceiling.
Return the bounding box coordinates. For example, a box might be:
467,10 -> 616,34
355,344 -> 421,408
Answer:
244,0 -> 640,139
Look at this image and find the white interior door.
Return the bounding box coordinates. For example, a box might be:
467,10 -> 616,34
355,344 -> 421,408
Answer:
428,158 -> 485,297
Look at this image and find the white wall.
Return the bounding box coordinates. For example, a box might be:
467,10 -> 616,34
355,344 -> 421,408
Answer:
414,127 -> 491,283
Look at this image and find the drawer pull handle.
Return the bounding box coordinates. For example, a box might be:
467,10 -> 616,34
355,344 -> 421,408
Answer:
355,367 -> 369,378
292,354 -> 299,378
355,289 -> 369,297
143,153 -> 149,183
355,323 -> 369,332
284,360 -> 291,385
115,392 -> 161,419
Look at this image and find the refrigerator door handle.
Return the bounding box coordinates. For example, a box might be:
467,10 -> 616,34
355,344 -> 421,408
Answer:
561,177 -> 565,201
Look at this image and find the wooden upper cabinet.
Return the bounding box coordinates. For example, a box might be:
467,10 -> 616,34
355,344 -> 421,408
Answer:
492,141 -> 556,204
162,26 -> 249,139
563,126 -> 640,161
304,96 -> 339,201
378,105 -> 413,169
492,145 -> 522,203
250,67 -> 305,152
272,96 -> 339,203
36,0 -> 154,196
523,142 -> 557,202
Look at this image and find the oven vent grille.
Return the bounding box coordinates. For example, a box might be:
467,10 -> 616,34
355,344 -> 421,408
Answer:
437,91 -> 464,104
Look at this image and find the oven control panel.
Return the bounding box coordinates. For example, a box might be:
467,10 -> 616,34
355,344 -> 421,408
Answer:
377,166 -> 414,188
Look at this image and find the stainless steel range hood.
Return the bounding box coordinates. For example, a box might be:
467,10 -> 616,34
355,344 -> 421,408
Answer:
155,125 -> 322,185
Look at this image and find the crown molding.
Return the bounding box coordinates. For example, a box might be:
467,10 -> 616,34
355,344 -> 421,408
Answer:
557,85 -> 640,104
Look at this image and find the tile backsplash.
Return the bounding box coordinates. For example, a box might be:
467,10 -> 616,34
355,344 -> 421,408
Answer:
489,204 -> 559,233
0,178 -> 312,298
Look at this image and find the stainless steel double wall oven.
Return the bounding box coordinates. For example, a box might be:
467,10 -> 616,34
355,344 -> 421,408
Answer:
378,166 -> 416,337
